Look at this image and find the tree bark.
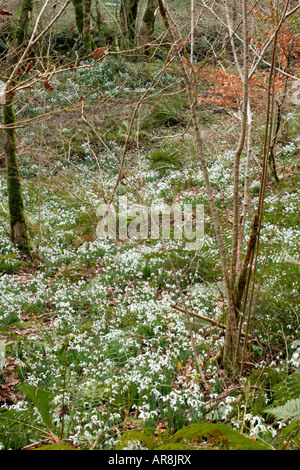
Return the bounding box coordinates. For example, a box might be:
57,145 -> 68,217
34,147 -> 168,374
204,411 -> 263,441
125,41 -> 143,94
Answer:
120,0 -> 140,48
3,97 -> 31,255
72,0 -> 94,55
140,0 -> 158,47
82,0 -> 93,54
230,0 -> 249,288
72,0 -> 84,34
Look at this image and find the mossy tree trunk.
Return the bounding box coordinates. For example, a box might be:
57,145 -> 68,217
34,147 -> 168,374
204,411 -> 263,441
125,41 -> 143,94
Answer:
72,0 -> 95,55
82,0 -> 94,54
1,0 -> 33,255
15,0 -> 33,45
72,0 -> 84,34
140,0 -> 158,47
119,0 -> 140,49
3,97 -> 31,255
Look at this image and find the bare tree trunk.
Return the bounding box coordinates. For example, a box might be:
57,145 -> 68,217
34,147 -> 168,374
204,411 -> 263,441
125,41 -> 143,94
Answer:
237,98 -> 253,272
230,0 -> 249,288
268,52 -> 291,183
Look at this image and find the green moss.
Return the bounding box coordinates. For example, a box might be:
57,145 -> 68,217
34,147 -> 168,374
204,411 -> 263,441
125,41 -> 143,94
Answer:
3,99 -> 31,255
15,0 -> 33,44
72,0 -> 84,34
143,6 -> 155,26
72,0 -> 95,55
120,0 -> 139,48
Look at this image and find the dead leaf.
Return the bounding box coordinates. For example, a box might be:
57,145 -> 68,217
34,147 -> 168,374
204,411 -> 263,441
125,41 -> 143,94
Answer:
0,5 -> 12,16
44,78 -> 54,91
93,47 -> 106,59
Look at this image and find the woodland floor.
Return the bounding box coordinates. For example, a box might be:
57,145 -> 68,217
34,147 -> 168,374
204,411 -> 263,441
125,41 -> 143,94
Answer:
0,56 -> 299,450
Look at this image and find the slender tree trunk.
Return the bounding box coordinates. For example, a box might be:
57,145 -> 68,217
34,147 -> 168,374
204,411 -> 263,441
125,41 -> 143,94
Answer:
230,0 -> 249,288
72,0 -> 84,34
95,0 -> 103,41
120,0 -> 140,48
268,52 -> 291,184
3,96 -> 31,255
237,98 -> 253,274
157,0 -> 238,370
15,0 -> 34,46
82,0 -> 94,54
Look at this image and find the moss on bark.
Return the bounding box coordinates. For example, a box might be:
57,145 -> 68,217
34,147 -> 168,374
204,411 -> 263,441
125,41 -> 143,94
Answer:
3,97 -> 31,255
72,0 -> 84,34
120,0 -> 140,49
15,0 -> 33,45
82,0 -> 94,55
140,0 -> 157,47
1,0 -> 33,256
72,0 -> 95,55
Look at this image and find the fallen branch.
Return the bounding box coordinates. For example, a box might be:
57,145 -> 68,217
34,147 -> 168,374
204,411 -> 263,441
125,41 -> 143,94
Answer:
204,385 -> 242,412
171,303 -> 249,338
172,304 -> 226,331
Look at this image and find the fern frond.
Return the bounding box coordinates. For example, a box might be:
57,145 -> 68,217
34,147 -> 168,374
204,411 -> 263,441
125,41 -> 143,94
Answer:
156,442 -> 201,450
0,409 -> 48,449
149,95 -> 187,127
273,372 -> 300,406
170,422 -> 271,450
275,421 -> 300,450
265,398 -> 300,421
115,430 -> 157,450
148,151 -> 184,171
115,422 -> 271,450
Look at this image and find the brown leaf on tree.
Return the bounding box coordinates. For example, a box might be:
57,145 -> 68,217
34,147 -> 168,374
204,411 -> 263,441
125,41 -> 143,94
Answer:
44,78 -> 54,91
0,5 -> 12,16
24,61 -> 33,75
66,59 -> 76,71
93,47 -> 106,59
7,86 -> 16,98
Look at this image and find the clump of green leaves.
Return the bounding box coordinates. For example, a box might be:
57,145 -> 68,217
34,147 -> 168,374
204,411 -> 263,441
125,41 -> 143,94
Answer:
149,95 -> 187,127
148,151 -> 184,172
